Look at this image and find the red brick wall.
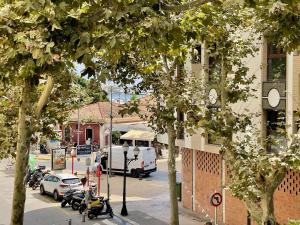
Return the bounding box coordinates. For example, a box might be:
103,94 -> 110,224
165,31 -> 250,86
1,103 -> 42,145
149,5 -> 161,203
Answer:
182,148 -> 193,209
182,149 -> 300,225
194,150 -> 222,223
225,191 -> 248,225
274,170 -> 300,225
225,170 -> 300,225
67,123 -> 100,145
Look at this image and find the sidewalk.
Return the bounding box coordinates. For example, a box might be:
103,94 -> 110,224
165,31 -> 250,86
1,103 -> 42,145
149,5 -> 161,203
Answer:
112,193 -> 207,225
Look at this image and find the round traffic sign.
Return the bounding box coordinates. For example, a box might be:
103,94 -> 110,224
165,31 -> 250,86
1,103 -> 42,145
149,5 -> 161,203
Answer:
210,192 -> 222,207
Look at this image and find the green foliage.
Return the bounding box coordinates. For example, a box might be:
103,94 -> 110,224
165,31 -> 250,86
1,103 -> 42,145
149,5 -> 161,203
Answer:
112,131 -> 121,145
289,220 -> 300,225
244,0 -> 300,51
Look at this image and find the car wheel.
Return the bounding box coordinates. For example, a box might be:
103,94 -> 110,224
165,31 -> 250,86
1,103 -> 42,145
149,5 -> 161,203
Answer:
40,185 -> 45,195
53,190 -> 59,201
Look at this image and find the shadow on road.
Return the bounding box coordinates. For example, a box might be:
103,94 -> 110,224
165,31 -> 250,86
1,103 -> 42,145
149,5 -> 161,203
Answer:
30,192 -> 57,204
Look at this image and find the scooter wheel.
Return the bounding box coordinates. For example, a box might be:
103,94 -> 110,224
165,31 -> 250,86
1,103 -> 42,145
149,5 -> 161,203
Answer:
88,212 -> 95,220
61,200 -> 67,208
79,205 -> 86,214
72,202 -> 79,210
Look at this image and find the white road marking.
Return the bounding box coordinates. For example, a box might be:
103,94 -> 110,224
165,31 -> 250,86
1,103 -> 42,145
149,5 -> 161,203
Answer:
102,219 -> 118,225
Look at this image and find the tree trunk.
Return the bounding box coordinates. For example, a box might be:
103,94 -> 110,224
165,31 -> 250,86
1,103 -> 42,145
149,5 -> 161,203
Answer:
167,123 -> 179,225
261,192 -> 276,225
10,79 -> 33,225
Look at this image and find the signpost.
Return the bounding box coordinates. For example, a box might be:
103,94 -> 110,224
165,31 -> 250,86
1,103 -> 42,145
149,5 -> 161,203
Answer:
51,148 -> 66,170
210,192 -> 222,225
76,145 -> 92,158
96,165 -> 102,196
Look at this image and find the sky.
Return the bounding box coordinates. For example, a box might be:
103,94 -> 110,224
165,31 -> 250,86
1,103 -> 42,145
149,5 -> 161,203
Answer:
75,63 -> 145,102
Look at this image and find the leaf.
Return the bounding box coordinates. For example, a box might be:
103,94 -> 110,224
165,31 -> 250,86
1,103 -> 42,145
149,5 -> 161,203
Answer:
32,48 -> 43,59
52,21 -> 62,31
110,37 -> 116,48
46,42 -> 54,53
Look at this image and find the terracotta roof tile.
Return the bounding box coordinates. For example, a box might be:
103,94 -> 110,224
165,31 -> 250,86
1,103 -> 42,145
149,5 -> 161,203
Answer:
68,101 -> 145,124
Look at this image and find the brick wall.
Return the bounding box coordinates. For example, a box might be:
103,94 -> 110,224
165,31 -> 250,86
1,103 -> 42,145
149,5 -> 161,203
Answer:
181,149 -> 300,225
225,191 -> 248,225
194,150 -> 222,223
274,170 -> 300,225
182,148 -> 193,209
69,123 -> 100,145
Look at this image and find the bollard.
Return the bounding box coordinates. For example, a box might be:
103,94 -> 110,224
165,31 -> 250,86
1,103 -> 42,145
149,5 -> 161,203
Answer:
82,213 -> 86,222
68,219 -> 72,225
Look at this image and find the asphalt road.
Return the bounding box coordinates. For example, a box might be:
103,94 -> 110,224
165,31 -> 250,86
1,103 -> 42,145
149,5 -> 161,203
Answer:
0,157 -> 183,225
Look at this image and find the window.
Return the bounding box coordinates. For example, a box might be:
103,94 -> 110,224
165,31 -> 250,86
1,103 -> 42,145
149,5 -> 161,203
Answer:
62,178 -> 80,184
136,140 -> 150,147
45,176 -> 54,181
207,108 -> 221,145
208,44 -> 221,83
191,45 -> 201,64
177,110 -> 185,139
267,43 -> 286,81
266,110 -> 286,152
52,177 -> 60,182
64,127 -> 70,142
120,139 -> 133,146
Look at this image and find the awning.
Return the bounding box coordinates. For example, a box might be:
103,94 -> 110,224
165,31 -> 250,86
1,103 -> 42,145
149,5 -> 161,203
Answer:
120,130 -> 155,141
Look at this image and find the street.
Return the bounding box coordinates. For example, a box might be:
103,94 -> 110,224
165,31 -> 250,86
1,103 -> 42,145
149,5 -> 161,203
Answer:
0,156 -> 202,225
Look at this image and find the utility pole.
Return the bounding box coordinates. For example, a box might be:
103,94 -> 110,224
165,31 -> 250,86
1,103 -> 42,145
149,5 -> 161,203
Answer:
77,107 -> 80,146
109,86 -> 113,177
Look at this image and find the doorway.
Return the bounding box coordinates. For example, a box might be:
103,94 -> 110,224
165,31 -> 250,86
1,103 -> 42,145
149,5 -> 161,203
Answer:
86,128 -> 93,143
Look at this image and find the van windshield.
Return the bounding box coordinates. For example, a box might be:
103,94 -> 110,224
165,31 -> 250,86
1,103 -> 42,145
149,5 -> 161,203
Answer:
135,140 -> 149,147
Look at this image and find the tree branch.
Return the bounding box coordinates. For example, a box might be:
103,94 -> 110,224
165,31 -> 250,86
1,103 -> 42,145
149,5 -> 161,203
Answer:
35,76 -> 54,118
162,0 -> 214,12
162,55 -> 170,73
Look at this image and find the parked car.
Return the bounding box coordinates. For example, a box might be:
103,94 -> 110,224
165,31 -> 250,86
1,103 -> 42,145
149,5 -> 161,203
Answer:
96,146 -> 157,177
40,174 -> 82,201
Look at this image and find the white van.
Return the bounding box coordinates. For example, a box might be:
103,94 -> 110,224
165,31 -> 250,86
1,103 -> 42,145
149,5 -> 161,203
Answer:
99,146 -> 157,177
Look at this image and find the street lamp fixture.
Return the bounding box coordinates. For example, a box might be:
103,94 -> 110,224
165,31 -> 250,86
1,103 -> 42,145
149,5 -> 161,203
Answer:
121,142 -> 140,216
133,145 -> 140,160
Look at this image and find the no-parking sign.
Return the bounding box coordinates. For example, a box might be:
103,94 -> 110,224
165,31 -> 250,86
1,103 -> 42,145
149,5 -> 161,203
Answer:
210,192 -> 222,207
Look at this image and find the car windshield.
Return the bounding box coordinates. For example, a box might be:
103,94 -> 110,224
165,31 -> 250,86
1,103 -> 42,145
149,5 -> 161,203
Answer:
62,178 -> 80,184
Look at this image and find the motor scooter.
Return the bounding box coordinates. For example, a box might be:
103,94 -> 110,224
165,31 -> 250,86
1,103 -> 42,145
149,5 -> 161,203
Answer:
87,197 -> 113,219
71,191 -> 85,210
61,189 -> 81,207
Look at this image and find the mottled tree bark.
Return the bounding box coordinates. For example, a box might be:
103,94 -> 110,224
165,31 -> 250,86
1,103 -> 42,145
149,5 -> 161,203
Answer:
261,191 -> 276,225
167,123 -> 179,225
11,76 -> 54,225
10,79 -> 33,225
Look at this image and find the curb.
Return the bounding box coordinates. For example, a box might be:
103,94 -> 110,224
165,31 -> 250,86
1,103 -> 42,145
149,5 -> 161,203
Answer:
35,156 -> 50,160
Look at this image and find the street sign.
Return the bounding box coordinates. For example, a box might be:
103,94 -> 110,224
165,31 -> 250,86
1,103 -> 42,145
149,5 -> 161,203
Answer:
210,192 -> 222,207
76,145 -> 92,158
51,148 -> 66,170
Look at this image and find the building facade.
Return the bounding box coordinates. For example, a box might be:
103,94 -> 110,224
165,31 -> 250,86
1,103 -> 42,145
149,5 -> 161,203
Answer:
61,101 -> 145,149
180,39 -> 300,225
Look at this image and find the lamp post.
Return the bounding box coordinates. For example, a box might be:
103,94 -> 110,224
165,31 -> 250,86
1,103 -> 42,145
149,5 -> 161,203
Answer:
121,142 -> 140,216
